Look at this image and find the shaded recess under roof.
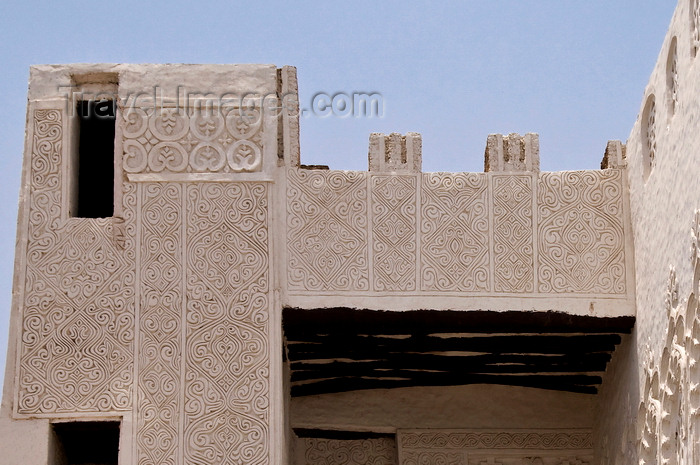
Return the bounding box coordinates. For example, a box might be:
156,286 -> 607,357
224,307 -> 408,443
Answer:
283,308 -> 635,397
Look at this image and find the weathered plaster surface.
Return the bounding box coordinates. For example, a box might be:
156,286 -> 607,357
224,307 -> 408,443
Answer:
0,417 -> 50,464
291,385 -> 595,433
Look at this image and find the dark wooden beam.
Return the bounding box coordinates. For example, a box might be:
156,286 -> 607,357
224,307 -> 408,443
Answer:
290,352 -> 612,371
283,308 -> 635,336
290,358 -> 610,383
286,334 -> 622,360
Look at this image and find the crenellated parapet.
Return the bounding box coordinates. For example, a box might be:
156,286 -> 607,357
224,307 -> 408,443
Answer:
484,132 -> 540,173
600,140 -> 627,169
285,132 -> 635,317
368,132 -> 422,173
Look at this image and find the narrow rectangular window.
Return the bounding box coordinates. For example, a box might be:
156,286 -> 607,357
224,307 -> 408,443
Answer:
75,98 -> 115,218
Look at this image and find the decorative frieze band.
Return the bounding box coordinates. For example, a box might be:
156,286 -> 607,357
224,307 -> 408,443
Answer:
398,431 -> 593,450
286,168 -> 628,297
296,438 -> 397,465
397,430 -> 593,465
121,105 -> 264,176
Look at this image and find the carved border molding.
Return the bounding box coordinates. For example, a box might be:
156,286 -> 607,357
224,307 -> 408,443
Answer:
297,438 -> 397,465
398,430 -> 593,465
399,430 -> 593,450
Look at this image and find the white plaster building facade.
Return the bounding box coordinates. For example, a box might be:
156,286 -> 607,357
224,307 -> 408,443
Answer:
0,1 -> 698,464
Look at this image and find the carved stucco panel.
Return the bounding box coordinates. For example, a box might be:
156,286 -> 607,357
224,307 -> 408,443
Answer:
17,109 -> 135,415
371,175 -> 417,291
492,175 -> 534,293
134,182 -> 270,465
183,183 -> 269,465
136,182 -> 183,465
537,170 -> 625,294
122,106 -> 263,174
287,168 -> 369,291
420,173 -> 490,292
299,438 -> 397,465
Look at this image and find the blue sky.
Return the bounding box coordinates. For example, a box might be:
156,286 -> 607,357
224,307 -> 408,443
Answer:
0,1 -> 677,386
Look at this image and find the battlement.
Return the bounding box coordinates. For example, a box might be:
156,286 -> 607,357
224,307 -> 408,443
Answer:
368,132 -> 422,173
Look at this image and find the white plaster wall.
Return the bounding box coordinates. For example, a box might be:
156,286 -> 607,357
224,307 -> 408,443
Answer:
626,4 -> 699,377
0,418 -> 50,464
595,0 -> 700,462
291,384 -> 595,433
27,63 -> 277,101
593,334 -> 639,464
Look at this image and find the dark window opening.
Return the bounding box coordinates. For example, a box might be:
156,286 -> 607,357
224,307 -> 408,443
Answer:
52,421 -> 120,465
76,99 -> 115,218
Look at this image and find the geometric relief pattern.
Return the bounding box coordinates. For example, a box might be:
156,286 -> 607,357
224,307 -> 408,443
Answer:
137,182 -> 183,465
492,175 -> 534,293
122,106 -> 263,174
287,168 -> 369,291
398,430 -> 593,465
537,171 -> 625,294
184,183 -> 269,465
300,438 -> 397,465
371,175 -> 417,291
421,173 -> 489,292
17,109 -> 134,415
